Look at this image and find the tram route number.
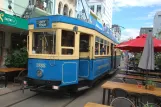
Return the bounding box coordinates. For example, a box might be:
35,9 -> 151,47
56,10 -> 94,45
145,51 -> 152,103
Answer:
36,19 -> 49,28
36,63 -> 46,68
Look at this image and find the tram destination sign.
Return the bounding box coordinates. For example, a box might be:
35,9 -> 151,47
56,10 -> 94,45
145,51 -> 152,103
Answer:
36,19 -> 49,28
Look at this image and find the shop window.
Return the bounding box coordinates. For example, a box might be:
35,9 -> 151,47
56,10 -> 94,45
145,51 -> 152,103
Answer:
80,33 -> 89,52
61,30 -> 75,55
32,31 -> 56,54
11,33 -> 27,50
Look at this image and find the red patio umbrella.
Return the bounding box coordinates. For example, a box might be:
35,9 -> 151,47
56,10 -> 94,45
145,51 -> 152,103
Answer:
115,34 -> 161,52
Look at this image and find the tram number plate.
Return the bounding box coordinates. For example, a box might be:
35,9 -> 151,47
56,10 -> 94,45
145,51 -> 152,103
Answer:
36,19 -> 49,28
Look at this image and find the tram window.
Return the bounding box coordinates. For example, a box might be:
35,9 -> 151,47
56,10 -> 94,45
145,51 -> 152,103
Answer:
61,30 -> 75,47
62,49 -> 73,55
100,39 -> 105,55
80,33 -> 89,52
106,41 -> 109,55
32,31 -> 56,54
95,37 -> 100,55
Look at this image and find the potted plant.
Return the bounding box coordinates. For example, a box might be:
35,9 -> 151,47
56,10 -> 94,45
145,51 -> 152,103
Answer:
145,80 -> 156,91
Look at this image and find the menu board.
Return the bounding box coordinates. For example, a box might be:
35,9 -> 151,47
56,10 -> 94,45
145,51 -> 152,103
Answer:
36,19 -> 49,28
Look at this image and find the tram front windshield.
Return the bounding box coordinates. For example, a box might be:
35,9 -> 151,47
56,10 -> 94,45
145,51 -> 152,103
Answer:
32,31 -> 56,54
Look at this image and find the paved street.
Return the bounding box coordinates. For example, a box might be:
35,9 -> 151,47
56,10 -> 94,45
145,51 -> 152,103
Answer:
0,75 -> 113,107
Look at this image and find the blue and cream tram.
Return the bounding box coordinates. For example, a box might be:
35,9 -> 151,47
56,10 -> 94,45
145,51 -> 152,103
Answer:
24,15 -> 121,91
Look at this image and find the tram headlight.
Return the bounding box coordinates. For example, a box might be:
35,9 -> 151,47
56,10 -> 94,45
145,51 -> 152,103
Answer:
37,70 -> 43,77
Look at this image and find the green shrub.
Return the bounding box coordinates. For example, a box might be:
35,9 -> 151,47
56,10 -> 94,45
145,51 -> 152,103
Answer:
5,47 -> 28,68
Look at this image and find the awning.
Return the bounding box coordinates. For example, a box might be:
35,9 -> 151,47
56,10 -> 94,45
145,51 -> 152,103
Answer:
0,12 -> 28,30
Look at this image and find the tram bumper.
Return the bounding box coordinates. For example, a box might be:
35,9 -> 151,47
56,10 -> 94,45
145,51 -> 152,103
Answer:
24,77 -> 61,90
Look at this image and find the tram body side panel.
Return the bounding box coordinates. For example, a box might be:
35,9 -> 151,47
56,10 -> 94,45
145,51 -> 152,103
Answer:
28,59 -> 79,86
92,57 -> 111,80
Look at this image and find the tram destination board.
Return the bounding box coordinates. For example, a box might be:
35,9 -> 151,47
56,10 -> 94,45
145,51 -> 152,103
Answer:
36,19 -> 49,28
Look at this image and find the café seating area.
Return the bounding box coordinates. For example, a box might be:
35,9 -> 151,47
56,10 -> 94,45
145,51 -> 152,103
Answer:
84,69 -> 161,107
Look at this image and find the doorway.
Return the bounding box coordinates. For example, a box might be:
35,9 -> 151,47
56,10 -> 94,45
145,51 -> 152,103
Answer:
79,33 -> 90,78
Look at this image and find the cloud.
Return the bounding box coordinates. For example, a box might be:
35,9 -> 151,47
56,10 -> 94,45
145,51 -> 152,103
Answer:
133,8 -> 161,20
120,28 -> 140,42
114,0 -> 161,7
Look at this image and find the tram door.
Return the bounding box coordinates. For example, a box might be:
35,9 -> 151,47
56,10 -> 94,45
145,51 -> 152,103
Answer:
111,43 -> 114,69
79,33 -> 90,78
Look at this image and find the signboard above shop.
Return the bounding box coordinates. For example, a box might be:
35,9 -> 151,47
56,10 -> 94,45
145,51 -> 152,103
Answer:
0,12 -> 28,30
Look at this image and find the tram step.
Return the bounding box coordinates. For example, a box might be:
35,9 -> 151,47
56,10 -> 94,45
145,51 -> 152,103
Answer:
77,86 -> 89,91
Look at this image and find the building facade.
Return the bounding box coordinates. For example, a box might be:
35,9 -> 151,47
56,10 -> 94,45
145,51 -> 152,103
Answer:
87,0 -> 113,28
112,24 -> 121,42
153,11 -> 161,39
140,27 -> 153,35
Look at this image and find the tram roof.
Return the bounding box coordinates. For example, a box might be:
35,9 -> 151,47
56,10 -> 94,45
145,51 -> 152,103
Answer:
28,15 -> 119,44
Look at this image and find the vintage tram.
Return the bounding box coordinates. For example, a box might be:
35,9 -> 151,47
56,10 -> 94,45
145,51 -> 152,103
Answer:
24,15 -> 121,91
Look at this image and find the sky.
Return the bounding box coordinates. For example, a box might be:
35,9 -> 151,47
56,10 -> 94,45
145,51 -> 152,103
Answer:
112,0 -> 161,42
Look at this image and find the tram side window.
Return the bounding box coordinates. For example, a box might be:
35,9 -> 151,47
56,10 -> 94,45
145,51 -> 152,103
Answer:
100,39 -> 105,55
106,41 -> 110,55
95,37 -> 99,55
32,31 -> 56,54
61,30 -> 75,55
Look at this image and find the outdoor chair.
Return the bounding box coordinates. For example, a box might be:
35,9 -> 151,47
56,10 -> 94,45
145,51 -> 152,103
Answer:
110,97 -> 135,107
138,94 -> 159,106
112,88 -> 128,98
124,79 -> 140,105
111,78 -> 124,83
138,102 -> 160,107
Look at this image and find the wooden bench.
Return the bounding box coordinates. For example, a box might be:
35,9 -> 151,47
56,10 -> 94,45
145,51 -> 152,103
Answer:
84,102 -> 111,107
0,68 -> 26,87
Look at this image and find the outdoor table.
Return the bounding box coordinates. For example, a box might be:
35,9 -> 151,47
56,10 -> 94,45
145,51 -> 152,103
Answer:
116,74 -> 161,83
0,68 -> 26,87
84,102 -> 111,107
101,81 -> 161,105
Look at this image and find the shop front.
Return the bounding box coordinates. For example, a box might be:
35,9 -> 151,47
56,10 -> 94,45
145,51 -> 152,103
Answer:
0,12 -> 28,67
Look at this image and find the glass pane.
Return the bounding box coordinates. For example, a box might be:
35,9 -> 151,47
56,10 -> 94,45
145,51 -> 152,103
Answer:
80,33 -> 89,52
100,39 -> 104,43
62,49 -> 73,55
32,31 -> 56,54
95,42 -> 99,55
100,44 -> 105,55
95,37 -> 99,42
61,30 -> 75,47
107,46 -> 109,55
97,5 -> 101,13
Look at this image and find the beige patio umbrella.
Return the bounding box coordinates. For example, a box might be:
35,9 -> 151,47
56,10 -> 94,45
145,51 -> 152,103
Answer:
138,32 -> 154,70
138,32 -> 154,88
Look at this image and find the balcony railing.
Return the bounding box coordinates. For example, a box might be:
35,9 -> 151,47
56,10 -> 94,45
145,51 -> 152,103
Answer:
30,0 -> 53,14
